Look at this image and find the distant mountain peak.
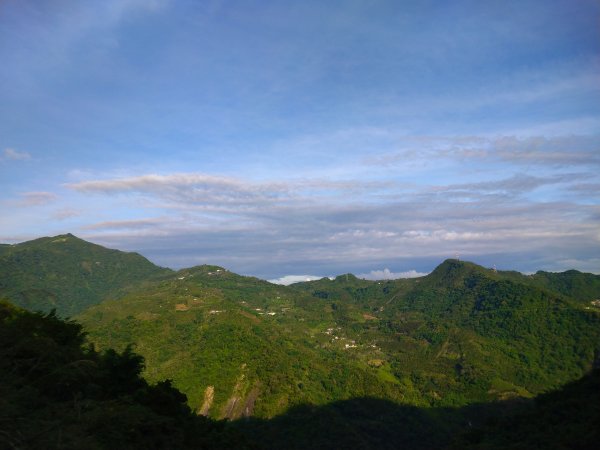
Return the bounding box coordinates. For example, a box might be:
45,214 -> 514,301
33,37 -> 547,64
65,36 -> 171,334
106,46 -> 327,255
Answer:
334,273 -> 358,282
430,258 -> 477,274
0,234 -> 171,316
425,259 -> 492,287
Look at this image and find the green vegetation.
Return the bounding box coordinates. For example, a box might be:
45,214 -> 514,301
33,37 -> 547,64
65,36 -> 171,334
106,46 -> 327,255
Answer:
77,257 -> 600,419
2,235 -> 600,448
454,367 -> 600,450
3,298 -> 598,449
77,265 -> 422,418
0,234 -> 170,316
530,269 -> 600,303
0,301 -> 247,449
231,368 -> 600,450
291,259 -> 600,403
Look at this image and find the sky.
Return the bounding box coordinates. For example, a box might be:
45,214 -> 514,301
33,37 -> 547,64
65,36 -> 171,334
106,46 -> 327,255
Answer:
1,0 -> 599,282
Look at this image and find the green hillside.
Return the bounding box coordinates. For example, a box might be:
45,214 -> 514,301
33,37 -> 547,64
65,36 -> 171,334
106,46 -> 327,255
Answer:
4,297 -> 598,449
3,235 -> 599,441
78,257 -> 600,419
530,269 -> 600,303
0,234 -> 171,316
291,259 -> 600,397
78,265 -> 423,418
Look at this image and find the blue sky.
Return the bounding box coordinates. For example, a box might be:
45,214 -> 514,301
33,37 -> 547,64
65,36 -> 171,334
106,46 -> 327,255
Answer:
1,0 -> 599,281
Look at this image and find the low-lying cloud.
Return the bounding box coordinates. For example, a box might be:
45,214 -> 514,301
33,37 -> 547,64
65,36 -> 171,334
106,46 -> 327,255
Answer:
268,275 -> 326,285
358,268 -> 429,280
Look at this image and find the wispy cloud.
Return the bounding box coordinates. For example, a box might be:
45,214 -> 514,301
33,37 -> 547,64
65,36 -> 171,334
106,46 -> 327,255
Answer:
52,208 -> 81,220
70,167 -> 599,278
426,173 -> 586,201
2,148 -> 31,161
368,135 -> 600,168
17,191 -> 57,206
489,135 -> 600,166
66,173 -> 391,210
67,173 -> 288,200
82,218 -> 165,230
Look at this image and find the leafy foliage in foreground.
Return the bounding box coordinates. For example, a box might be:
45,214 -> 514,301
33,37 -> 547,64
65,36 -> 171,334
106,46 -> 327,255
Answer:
0,301 -> 246,450
0,234 -> 170,317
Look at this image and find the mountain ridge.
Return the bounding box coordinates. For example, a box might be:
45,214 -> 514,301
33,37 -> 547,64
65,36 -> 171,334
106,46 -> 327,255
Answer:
0,233 -> 172,316
69,242 -> 599,418
2,234 -> 599,421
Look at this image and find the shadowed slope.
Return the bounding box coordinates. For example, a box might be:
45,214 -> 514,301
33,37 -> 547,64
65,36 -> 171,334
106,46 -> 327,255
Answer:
232,369 -> 600,450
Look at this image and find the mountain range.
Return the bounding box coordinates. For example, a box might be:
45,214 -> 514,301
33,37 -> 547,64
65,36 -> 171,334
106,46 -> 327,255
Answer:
1,234 -> 599,449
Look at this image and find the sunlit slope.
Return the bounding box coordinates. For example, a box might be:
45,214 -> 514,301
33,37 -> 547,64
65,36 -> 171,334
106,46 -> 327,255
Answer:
80,259 -> 600,419
291,260 -> 600,400
0,234 -> 171,316
78,265 -> 422,419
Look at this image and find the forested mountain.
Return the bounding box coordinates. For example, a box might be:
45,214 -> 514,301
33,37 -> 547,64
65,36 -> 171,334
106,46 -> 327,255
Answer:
292,260 -> 600,396
77,257 -> 600,419
1,235 -> 599,448
530,269 -> 600,303
0,234 -> 171,316
77,265 -> 414,418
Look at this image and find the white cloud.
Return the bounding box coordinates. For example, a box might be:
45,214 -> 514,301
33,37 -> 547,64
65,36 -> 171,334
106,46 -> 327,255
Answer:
17,192 -> 57,206
52,208 -> 81,220
370,134 -> 600,169
2,148 -> 31,161
64,168 -> 599,277
65,173 -> 392,212
268,275 -> 324,285
58,142 -> 599,278
358,268 -> 428,280
83,218 -> 165,230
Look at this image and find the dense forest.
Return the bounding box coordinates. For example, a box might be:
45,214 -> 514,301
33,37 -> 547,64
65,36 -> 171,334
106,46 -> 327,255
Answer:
0,234 -> 170,316
77,259 -> 600,417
